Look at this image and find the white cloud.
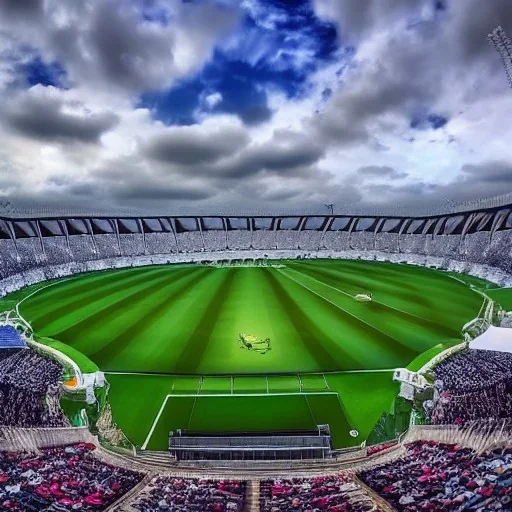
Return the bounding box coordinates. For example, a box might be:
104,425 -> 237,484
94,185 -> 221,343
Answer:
0,0 -> 511,212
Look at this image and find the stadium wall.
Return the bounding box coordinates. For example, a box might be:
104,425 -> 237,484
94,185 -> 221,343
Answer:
1,206 -> 512,294
1,249 -> 512,299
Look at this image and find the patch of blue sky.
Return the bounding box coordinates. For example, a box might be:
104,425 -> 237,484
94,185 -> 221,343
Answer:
21,56 -> 67,88
139,0 -> 343,126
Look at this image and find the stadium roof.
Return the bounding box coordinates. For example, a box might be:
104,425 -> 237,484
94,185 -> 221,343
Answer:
1,193 -> 512,220
0,325 -> 26,349
469,325 -> 512,354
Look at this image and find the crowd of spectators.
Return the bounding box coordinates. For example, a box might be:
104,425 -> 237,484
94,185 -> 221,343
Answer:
359,440 -> 512,511
428,349 -> 512,425
0,349 -> 67,428
0,443 -> 143,510
130,476 -> 245,512
260,475 -> 372,512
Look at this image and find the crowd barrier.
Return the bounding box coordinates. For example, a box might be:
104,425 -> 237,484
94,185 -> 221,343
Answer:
0,426 -> 96,452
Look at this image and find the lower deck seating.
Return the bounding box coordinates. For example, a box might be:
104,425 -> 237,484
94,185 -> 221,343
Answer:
359,440 -> 512,511
260,475 -> 372,512
130,476 -> 246,512
0,443 -> 143,511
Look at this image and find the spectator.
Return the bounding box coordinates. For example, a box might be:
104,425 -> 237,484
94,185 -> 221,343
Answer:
359,440 -> 512,511
131,476 -> 246,512
0,443 -> 143,511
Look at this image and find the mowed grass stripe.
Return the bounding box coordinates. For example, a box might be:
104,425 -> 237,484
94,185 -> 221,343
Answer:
173,269 -> 237,374
90,269 -> 228,373
263,269 -> 360,371
330,258 -> 482,306
282,266 -> 460,353
292,260 -> 482,325
23,266 -> 155,311
23,266 -> 172,329
270,268 -> 414,370
287,261 -> 450,328
290,260 -> 435,311
114,269 -> 236,374
199,268 -> 323,375
37,268 -> 187,340
79,267 -> 213,367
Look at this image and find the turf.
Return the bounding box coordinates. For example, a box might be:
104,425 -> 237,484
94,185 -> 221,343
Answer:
4,259 -> 488,450
486,288 -> 512,311
144,393 -> 352,451
17,260 -> 483,374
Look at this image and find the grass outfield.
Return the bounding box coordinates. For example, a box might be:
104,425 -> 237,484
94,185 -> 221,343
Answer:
4,259 -> 489,450
17,260 -> 483,374
106,371 -> 399,450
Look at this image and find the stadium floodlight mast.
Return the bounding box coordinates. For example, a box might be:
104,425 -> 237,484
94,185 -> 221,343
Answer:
488,26 -> 512,88
325,203 -> 334,215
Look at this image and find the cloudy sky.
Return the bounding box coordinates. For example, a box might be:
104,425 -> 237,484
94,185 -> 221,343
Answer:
0,0 -> 511,214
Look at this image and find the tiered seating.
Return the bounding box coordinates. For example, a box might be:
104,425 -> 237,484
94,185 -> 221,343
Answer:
359,440 -> 512,511
429,349 -> 512,424
0,443 -> 143,510
0,326 -> 26,349
260,475 -> 372,512
0,350 -> 67,427
130,476 -> 246,512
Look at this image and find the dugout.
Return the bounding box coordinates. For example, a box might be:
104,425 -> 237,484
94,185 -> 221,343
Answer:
169,425 -> 332,461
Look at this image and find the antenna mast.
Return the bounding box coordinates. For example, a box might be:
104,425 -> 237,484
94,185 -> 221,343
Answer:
488,26 -> 512,88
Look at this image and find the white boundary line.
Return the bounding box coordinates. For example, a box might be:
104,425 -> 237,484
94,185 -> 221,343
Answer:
287,264 -> 452,326
14,279 -> 88,388
275,267 -> 406,345
104,369 -> 397,376
140,391 -> 338,450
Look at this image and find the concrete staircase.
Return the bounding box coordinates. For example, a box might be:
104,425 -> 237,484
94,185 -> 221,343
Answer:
244,480 -> 260,512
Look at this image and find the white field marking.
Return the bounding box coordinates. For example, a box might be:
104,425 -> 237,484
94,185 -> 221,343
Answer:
322,374 -> 330,391
104,368 -> 396,377
303,395 -> 316,425
15,280 -> 68,330
140,391 -> 340,450
15,280 -> 85,387
282,266 -> 446,326
275,267 -> 404,344
141,394 -> 171,450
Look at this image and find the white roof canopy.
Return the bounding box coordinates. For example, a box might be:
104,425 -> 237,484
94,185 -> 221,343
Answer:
469,325 -> 512,353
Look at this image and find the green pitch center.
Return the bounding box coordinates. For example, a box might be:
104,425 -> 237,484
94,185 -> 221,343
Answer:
20,259 -> 483,375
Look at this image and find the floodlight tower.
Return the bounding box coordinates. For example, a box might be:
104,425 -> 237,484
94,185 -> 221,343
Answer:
488,26 -> 512,88
325,203 -> 334,215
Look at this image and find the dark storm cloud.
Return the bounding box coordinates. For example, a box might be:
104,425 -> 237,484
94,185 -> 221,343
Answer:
358,160 -> 512,209
2,90 -> 119,143
0,0 -> 43,19
114,182 -> 214,201
0,0 -> 240,94
358,166 -> 408,180
144,126 -> 250,166
215,138 -> 325,179
314,0 -> 425,39
461,161 -> 512,184
84,2 -> 177,91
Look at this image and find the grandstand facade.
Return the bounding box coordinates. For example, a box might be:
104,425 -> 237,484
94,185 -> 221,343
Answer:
1,196 -> 512,291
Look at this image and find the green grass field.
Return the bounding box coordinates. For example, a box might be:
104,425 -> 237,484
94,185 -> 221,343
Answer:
6,259 -> 489,450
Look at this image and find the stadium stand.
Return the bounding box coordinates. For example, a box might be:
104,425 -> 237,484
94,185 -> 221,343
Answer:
427,349 -> 512,425
128,476 -> 246,512
260,474 -> 373,511
0,443 -> 143,510
0,350 -> 68,428
3,201 -> 512,508
1,195 -> 512,290
359,440 -> 512,510
0,326 -> 26,349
